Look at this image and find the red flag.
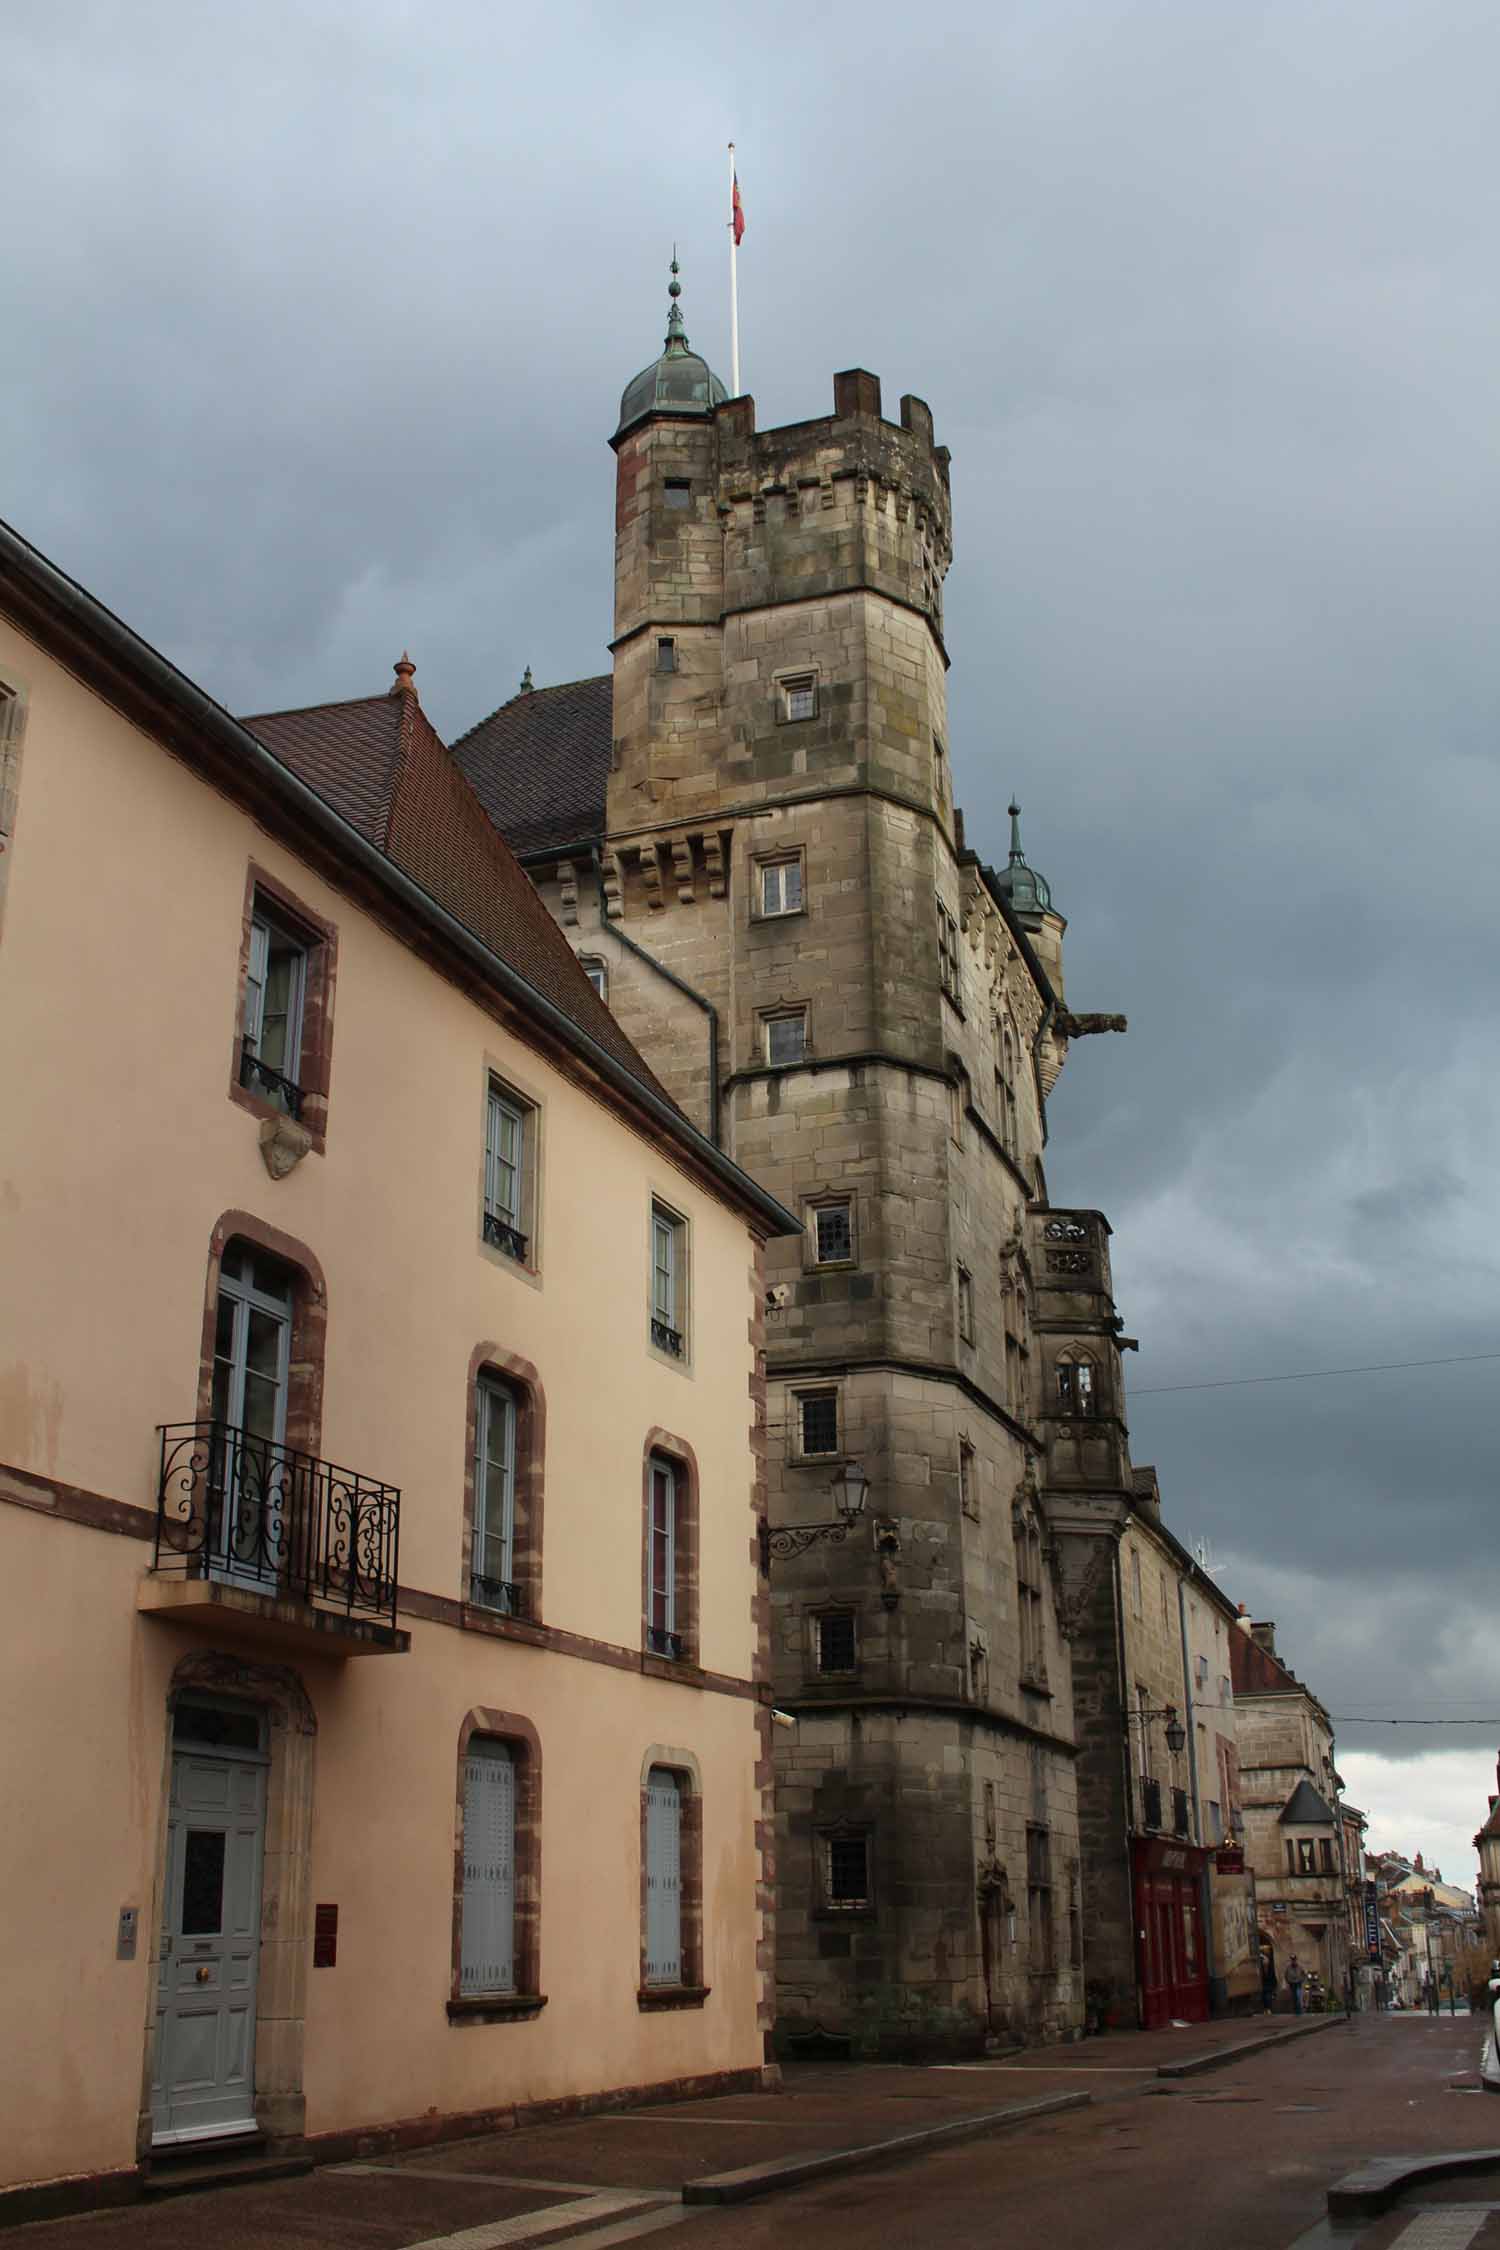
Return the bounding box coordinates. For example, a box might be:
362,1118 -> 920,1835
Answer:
732,171 -> 746,247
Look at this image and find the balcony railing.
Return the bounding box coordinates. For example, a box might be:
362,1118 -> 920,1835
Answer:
482,1212 -> 529,1263
154,1421 -> 400,1632
1141,1777 -> 1163,1832
238,1038 -> 303,1118
471,1573 -> 526,1618
651,1318 -> 684,1358
1172,1786 -> 1191,1838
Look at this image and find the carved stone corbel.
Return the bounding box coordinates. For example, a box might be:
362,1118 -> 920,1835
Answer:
670,836 -> 695,904
258,1114 -> 312,1181
703,831 -> 727,898
600,851 -> 624,921
638,840 -> 665,913
557,859 -> 580,927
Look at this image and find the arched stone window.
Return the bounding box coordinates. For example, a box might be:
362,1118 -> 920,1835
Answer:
1055,1347 -> 1100,1418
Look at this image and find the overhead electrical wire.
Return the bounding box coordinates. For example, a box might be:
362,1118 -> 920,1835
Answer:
1130,1350 -> 1500,1398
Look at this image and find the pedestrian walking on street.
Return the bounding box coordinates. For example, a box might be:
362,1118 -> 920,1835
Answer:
1260,1949 -> 1279,2014
1424,1967 -> 1439,2015
1286,1955 -> 1306,2016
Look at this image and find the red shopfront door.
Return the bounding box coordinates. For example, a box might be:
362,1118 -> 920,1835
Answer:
1134,1843 -> 1211,2029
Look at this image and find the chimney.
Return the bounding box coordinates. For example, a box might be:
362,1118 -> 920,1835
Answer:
1235,1604 -> 1253,1635
1250,1621 -> 1277,1655
1415,1852 -> 1424,1872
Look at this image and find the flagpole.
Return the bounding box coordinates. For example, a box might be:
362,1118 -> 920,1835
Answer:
728,141 -> 740,397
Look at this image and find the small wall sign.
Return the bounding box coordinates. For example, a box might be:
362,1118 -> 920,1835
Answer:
116,1906 -> 139,1961
313,1903 -> 338,1968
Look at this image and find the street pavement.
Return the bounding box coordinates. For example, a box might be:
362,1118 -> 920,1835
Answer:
11,2012 -> 1497,2250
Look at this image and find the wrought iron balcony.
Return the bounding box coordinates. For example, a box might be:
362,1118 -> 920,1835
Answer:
470,1573 -> 526,1618
482,1212 -> 529,1263
1172,1786 -> 1191,1838
651,1318 -> 684,1358
238,1037 -> 303,1118
154,1421 -> 400,1633
647,1625 -> 684,1659
1141,1777 -> 1163,1832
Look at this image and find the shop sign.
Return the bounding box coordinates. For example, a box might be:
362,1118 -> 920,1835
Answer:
1215,1846 -> 1245,1873
1363,1879 -> 1381,1960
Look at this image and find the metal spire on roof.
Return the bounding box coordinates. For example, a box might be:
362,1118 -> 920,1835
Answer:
1008,799 -> 1025,863
519,665 -> 534,694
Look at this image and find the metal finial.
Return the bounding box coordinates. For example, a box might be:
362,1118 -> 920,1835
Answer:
665,253 -> 687,347
520,664 -> 534,694
1008,800 -> 1024,861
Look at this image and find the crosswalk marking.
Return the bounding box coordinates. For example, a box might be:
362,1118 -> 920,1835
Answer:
1387,2212 -> 1490,2248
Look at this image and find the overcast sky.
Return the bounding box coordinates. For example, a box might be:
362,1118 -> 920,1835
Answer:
11,1 -> 1498,1880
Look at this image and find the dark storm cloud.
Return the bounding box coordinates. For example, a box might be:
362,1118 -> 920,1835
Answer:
9,0 -> 1498,1848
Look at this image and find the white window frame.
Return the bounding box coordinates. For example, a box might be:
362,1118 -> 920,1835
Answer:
484,1080 -> 533,1262
757,855 -> 804,918
243,905 -> 307,1097
580,956 -> 608,1000
460,1737 -> 516,1995
763,1008 -> 807,1067
648,1453 -> 679,1650
650,1201 -> 688,1359
472,1378 -> 517,1610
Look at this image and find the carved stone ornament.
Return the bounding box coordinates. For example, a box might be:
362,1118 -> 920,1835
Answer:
1054,1010 -> 1128,1039
1047,1532 -> 1114,1643
259,1113 -> 312,1181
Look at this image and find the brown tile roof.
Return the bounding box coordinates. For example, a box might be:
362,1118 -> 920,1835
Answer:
452,675 -> 612,857
242,679 -> 670,1106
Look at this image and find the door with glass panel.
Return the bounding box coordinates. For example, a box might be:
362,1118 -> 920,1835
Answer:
151,1703 -> 266,2145
209,1245 -> 293,1586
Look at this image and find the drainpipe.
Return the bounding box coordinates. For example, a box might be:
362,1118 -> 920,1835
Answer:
591,850 -> 721,1147
1176,1578 -> 1221,2013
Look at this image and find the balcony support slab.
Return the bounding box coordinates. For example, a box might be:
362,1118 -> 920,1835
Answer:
138,1576 -> 409,1657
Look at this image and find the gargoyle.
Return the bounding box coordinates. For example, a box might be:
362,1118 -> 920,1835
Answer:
1054,1010 -> 1128,1039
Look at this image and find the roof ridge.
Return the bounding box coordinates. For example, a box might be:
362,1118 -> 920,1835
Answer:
240,692 -> 394,724
450,671 -> 611,752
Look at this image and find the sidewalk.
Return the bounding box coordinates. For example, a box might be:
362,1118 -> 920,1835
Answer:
3,2014 -> 1356,2248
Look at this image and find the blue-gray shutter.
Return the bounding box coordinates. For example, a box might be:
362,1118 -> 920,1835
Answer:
461,1740 -> 515,1993
645,1766 -> 682,1985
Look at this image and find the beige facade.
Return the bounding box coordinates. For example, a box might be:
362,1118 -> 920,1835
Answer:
0,534 -> 795,2214
1230,1620 -> 1349,2003
1475,1766 -> 1500,1959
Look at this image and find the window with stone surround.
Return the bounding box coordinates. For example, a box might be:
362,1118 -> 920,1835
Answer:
763,1007 -> 807,1066
959,1436 -> 978,1520
819,1827 -> 872,1911
450,1711 -> 543,2022
656,636 -> 677,671
776,671 -> 818,724
816,1609 -> 858,1675
663,480 -> 691,510
936,899 -> 961,1005
484,1079 -> 537,1267
1056,1349 -> 1098,1416
756,853 -> 804,918
463,1345 -> 545,1627
957,1264 -> 976,1344
640,1435 -> 699,1664
1026,1826 -> 1055,1972
638,1754 -> 706,2007
795,1387 -> 841,1460
650,1200 -> 688,1361
231,870 -> 337,1151
810,1197 -> 854,1267
580,956 -> 607,1000
1014,1506 -> 1047,1688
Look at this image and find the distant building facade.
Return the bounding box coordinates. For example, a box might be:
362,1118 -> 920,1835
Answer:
1231,1618 -> 1350,2002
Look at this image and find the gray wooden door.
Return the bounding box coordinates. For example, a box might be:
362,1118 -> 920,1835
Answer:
151,1745 -> 266,2144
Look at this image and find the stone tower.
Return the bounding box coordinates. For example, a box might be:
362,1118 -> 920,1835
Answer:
468,273 -> 1128,2053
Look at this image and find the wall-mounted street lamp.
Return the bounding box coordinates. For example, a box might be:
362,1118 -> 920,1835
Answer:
760,1460 -> 870,1572
1136,1704 -> 1187,1756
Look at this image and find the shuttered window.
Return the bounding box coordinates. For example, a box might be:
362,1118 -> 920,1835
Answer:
461,1739 -> 516,1994
644,1766 -> 683,1985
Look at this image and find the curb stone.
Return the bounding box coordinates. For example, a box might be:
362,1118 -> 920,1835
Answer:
1157,2013 -> 1350,2080
1327,2149 -> 1500,2219
681,2091 -> 1092,2206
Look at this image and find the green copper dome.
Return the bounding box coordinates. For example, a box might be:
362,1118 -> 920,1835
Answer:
991,801 -> 1054,918
615,261 -> 727,438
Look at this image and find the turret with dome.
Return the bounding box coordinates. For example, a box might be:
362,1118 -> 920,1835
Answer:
614,261 -> 728,440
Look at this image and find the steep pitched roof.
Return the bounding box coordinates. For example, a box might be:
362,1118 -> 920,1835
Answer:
1279,1778 -> 1336,1826
244,679 -> 668,1104
452,675 -> 612,857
